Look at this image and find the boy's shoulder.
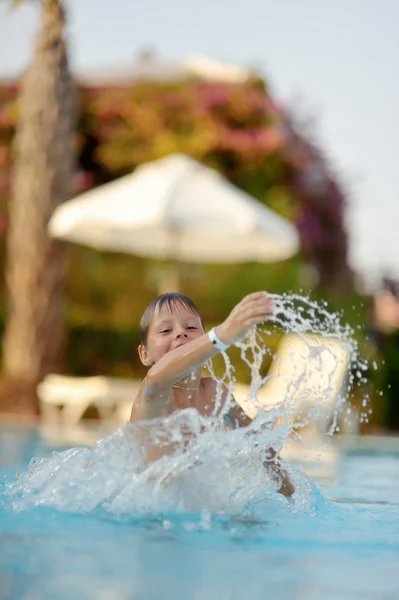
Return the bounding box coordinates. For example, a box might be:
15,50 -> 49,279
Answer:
201,376 -> 230,395
201,375 -> 223,385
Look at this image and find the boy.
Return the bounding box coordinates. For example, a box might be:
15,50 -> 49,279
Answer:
130,291 -> 294,497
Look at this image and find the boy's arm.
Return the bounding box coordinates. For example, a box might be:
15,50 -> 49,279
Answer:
130,386 -> 177,463
262,448 -> 295,497
144,292 -> 273,398
130,383 -> 171,421
222,386 -> 295,498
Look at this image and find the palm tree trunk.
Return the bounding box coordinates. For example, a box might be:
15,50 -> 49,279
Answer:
1,0 -> 76,414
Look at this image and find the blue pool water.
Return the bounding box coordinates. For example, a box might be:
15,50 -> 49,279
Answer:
0,424 -> 398,600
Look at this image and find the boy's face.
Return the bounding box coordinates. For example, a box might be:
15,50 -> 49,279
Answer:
139,302 -> 204,366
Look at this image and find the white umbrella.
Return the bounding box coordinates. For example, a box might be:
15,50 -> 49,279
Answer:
49,153 -> 299,291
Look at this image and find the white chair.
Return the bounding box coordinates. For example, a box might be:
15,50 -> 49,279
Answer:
37,374 -> 141,425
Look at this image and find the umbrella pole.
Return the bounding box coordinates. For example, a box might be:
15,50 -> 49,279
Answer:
157,226 -> 182,295
158,262 -> 180,295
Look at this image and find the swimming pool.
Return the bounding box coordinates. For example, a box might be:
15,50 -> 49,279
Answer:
0,424 -> 398,600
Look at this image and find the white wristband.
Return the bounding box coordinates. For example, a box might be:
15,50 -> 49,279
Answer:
208,327 -> 229,352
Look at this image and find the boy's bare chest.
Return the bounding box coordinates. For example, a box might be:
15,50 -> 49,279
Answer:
170,389 -> 216,416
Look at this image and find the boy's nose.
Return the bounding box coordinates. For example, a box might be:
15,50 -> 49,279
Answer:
176,330 -> 187,338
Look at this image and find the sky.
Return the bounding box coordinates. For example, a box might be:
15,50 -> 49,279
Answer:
1,0 -> 399,286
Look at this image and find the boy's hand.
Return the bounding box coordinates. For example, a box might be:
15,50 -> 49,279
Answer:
263,448 -> 295,498
215,291 -> 273,345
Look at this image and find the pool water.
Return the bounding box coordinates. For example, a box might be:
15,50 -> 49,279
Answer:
0,424 -> 398,600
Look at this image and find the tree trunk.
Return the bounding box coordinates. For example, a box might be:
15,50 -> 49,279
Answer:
1,0 -> 76,415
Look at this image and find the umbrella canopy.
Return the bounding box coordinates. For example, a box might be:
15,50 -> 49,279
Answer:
49,154 -> 299,264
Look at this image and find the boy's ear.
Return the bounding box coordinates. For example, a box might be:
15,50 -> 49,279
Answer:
138,344 -> 153,366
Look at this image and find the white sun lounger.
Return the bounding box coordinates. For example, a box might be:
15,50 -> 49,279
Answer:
37,374 -> 140,425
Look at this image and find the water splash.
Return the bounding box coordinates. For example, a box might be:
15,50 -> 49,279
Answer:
1,293 -> 369,516
208,292 -> 366,432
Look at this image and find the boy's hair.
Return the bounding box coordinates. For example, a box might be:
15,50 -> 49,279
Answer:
140,292 -> 204,346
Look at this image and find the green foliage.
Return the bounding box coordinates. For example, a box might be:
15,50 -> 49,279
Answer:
66,321 -> 144,378
378,332 -> 399,429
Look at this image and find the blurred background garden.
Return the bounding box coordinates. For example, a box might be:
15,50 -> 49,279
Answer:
0,0 -> 398,434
